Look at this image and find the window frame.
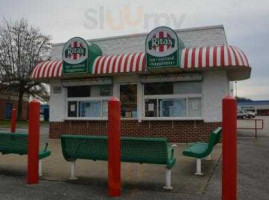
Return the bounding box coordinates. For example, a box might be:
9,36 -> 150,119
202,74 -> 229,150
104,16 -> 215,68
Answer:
142,83 -> 203,120
65,84 -> 112,120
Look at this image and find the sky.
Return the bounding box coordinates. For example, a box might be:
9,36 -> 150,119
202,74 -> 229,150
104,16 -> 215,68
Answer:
0,0 -> 268,100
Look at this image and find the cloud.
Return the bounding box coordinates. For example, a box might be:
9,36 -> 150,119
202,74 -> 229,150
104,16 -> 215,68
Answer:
1,0 -> 269,99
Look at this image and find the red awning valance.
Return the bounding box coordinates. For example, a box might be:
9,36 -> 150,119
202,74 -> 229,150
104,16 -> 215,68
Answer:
181,46 -> 249,69
31,45 -> 251,81
31,60 -> 62,79
92,52 -> 146,75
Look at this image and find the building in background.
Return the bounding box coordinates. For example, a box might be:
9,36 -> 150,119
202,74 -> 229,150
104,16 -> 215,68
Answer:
237,100 -> 269,116
31,25 -> 251,142
0,90 -> 29,120
40,104 -> 50,121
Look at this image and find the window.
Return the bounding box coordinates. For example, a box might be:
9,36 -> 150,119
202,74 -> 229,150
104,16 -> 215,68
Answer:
67,86 -> 91,97
143,82 -> 202,118
120,84 -> 137,118
78,101 -> 108,118
188,98 -> 202,117
68,101 -> 77,117
144,82 -> 201,95
159,99 -> 186,117
67,85 -> 112,118
144,82 -> 173,95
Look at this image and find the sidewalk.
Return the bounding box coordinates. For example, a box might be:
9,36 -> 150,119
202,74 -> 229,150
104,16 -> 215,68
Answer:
0,139 -> 222,195
0,135 -> 268,200
0,125 -> 268,199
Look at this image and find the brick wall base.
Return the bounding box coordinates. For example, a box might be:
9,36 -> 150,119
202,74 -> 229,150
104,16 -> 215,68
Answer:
49,120 -> 221,142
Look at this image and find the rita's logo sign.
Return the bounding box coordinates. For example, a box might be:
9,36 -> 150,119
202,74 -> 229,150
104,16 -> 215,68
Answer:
148,32 -> 176,53
65,43 -> 86,60
62,37 -> 89,74
146,27 -> 184,69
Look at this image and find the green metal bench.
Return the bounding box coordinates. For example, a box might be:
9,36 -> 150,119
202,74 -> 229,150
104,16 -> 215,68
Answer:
0,132 -> 51,176
182,127 -> 222,175
61,135 -> 176,189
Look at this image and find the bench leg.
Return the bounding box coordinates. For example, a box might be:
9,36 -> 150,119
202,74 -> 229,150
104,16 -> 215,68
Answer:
163,168 -> 173,190
39,160 -> 43,177
195,159 -> 203,176
70,161 -> 78,180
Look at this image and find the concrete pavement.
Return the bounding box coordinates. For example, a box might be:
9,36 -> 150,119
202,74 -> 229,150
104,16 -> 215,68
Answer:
0,117 -> 268,199
0,139 -> 222,195
0,135 -> 268,200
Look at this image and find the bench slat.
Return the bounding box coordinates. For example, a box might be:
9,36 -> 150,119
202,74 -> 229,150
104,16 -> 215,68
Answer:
0,132 -> 51,159
61,135 -> 176,169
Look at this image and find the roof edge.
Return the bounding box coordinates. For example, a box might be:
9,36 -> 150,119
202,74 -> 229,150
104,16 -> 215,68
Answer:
52,25 -> 225,47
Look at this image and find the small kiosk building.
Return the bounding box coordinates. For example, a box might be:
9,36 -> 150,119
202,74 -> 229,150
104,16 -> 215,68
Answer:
31,25 -> 251,142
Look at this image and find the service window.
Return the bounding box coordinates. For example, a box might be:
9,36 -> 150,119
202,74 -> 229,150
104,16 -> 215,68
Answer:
67,85 -> 112,119
143,82 -> 202,119
120,84 -> 137,118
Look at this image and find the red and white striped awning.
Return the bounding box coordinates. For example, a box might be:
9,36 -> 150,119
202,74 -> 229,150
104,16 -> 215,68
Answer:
92,52 -> 146,75
181,45 -> 249,69
31,60 -> 62,79
31,52 -> 146,79
31,45 -> 250,81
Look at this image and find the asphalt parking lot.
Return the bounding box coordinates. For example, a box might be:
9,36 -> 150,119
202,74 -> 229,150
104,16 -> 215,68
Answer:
0,117 -> 268,200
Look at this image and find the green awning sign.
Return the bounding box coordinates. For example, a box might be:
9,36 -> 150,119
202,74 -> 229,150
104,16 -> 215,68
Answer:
146,26 -> 184,69
62,37 -> 90,74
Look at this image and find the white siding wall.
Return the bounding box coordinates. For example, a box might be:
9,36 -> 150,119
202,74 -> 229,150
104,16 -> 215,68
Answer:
202,70 -> 229,122
49,80 -> 66,122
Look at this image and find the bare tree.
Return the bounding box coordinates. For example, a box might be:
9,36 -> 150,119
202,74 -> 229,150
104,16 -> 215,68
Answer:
0,18 -> 51,119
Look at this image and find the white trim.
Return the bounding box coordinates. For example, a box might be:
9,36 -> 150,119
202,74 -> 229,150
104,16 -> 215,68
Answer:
186,97 -> 189,117
142,117 -> 203,121
65,117 -> 139,121
66,117 -> 107,121
67,97 -> 111,101
137,82 -> 143,122
65,117 -> 202,121
144,94 -> 202,99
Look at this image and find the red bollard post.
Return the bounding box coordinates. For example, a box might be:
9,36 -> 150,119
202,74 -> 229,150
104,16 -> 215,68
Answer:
10,109 -> 17,133
222,96 -> 237,200
108,97 -> 121,197
27,99 -> 40,184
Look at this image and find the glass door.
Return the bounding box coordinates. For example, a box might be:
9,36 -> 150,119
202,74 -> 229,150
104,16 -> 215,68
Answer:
120,84 -> 137,118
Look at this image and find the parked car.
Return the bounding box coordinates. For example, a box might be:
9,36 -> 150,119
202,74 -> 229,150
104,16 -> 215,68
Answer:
246,111 -> 256,118
237,110 -> 256,119
237,110 -> 248,119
